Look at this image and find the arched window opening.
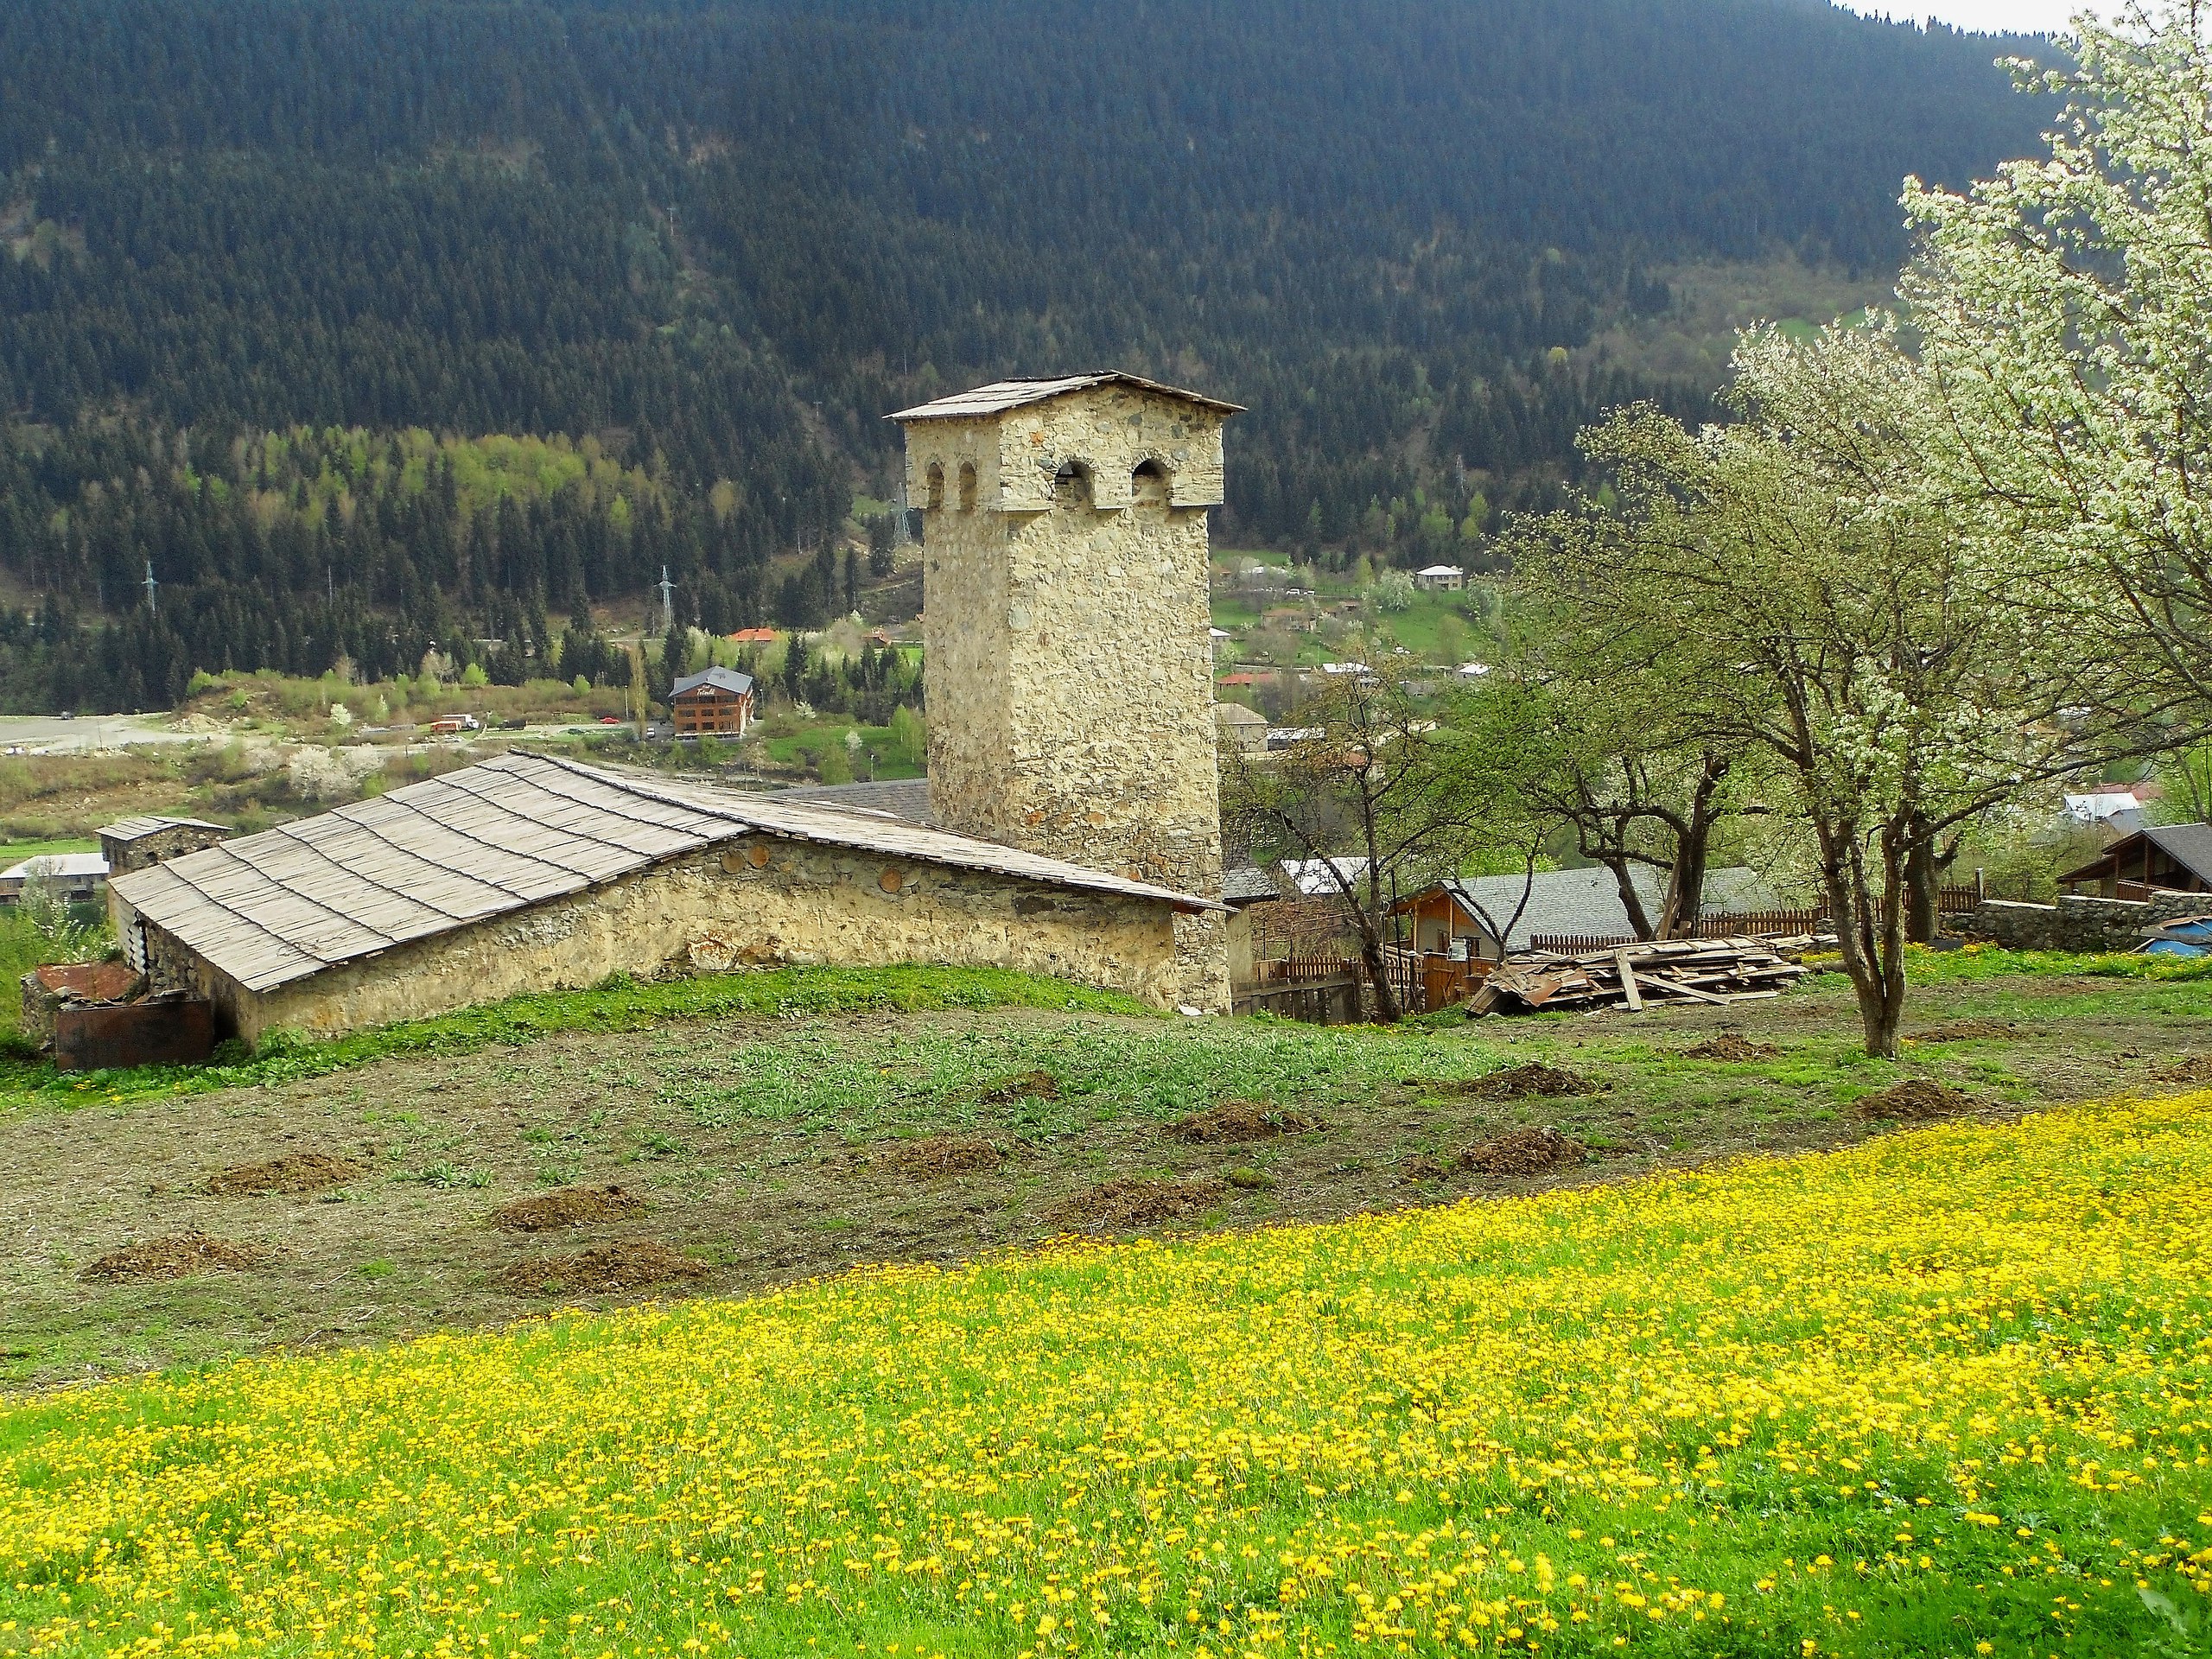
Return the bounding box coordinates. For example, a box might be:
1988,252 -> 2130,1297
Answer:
1132,458 -> 1171,509
1052,459 -> 1094,510
924,461 -> 945,512
957,461 -> 978,512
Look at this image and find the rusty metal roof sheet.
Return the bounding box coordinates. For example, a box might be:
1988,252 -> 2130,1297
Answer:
888,371 -> 1243,422
110,752 -> 1219,994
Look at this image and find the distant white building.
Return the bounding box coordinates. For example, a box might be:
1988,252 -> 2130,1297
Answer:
0,852 -> 108,906
1416,564 -> 1465,591
1281,856 -> 1371,897
2063,790 -> 2145,826
1455,661 -> 1491,680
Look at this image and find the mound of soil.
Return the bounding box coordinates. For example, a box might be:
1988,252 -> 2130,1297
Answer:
1055,1176 -> 1227,1230
1910,1020 -> 2017,1042
2153,1053 -> 2212,1087
491,1241 -> 706,1296
1458,1126 -> 1587,1177
1397,1154 -> 1455,1184
980,1069 -> 1059,1104
489,1185 -> 645,1233
1458,1063 -> 1599,1101
83,1232 -> 266,1282
1163,1101 -> 1321,1144
205,1152 -> 361,1197
1851,1079 -> 1977,1122
881,1135 -> 1004,1177
1678,1034 -> 1780,1062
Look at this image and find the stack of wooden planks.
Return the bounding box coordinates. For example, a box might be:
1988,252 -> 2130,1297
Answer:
1466,936 -> 1809,1016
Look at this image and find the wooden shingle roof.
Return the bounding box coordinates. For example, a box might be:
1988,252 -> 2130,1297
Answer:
111,753 -> 1219,994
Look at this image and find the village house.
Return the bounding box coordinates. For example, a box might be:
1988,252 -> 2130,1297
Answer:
108,371 -> 1243,1042
1391,866 -> 1786,959
2058,822 -> 2212,899
1214,702 -> 1269,754
726,626 -> 779,646
1415,564 -> 1465,591
0,852 -> 107,907
669,666 -> 756,737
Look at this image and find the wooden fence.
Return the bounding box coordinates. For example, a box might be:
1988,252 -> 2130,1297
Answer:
1529,885 -> 1982,957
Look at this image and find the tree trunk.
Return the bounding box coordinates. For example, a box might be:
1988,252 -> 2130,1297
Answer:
1904,811 -> 1939,945
1350,903 -> 1402,1023
1601,854 -> 1657,940
1656,753 -> 1728,938
1816,817 -> 1907,1058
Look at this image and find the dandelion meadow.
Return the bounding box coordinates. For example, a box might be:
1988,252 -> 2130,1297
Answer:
5,1094 -> 2210,1659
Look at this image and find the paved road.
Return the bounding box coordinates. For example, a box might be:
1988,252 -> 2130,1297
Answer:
0,715 -> 205,753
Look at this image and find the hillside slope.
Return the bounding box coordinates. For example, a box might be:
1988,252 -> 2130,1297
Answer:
0,0 -> 2051,707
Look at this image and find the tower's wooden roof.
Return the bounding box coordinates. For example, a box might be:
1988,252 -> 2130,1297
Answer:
888,371 -> 1243,423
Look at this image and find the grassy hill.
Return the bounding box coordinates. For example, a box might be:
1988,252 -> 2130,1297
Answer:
3,1084 -> 2208,1655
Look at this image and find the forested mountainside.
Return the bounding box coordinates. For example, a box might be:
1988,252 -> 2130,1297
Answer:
0,0 -> 2049,709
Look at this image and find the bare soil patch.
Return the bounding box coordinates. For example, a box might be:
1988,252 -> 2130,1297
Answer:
1852,1079 -> 1978,1122
83,1232 -> 266,1282
1456,1063 -> 1599,1100
1679,1034 -> 1780,1062
1458,1126 -> 1588,1176
1911,1020 -> 2018,1042
2153,1053 -> 2212,1088
879,1135 -> 1004,1177
1163,1101 -> 1322,1144
979,1069 -> 1058,1104
206,1152 -> 361,1197
488,1185 -> 645,1233
1055,1176 -> 1227,1230
491,1241 -> 706,1297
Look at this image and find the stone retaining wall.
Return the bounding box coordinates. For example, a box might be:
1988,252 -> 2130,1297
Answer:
1967,893 -> 2212,953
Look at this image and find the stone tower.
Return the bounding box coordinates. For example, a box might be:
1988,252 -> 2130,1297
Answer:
890,371 -> 1238,1008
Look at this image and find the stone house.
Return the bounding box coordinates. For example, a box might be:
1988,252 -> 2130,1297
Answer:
107,752 -> 1224,1044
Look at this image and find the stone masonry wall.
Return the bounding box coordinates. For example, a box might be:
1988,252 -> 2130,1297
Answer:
146,836 -> 1192,1046
1967,893 -> 2212,953
904,383 -> 1230,1009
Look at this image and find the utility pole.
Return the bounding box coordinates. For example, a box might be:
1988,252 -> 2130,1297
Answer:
657,566 -> 676,633
143,561 -> 158,616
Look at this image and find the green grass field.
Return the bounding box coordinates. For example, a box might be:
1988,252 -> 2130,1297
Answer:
0,838 -> 99,867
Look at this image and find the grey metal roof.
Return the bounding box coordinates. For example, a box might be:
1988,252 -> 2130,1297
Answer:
2,853 -> 108,880
671,666 -> 754,699
2144,823 -> 2212,884
1436,866 -> 1784,951
1221,866 -> 1281,905
888,371 -> 1244,423
775,777 -> 935,827
101,814 -> 227,842
110,753 -> 1221,995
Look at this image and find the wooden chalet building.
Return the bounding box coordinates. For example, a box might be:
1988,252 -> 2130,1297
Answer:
2058,822 -> 2212,899
670,666 -> 756,737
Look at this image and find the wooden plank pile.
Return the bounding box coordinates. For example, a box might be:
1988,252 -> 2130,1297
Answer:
1465,936 -> 1809,1016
